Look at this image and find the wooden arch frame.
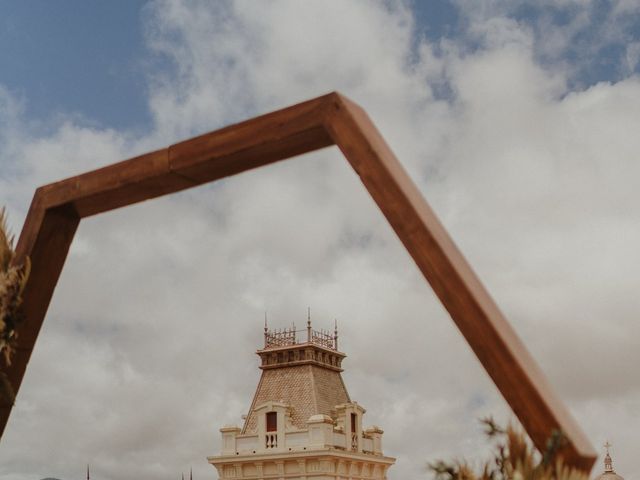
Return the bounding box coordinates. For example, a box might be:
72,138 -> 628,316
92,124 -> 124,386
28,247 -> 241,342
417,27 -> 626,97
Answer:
2,92 -> 596,470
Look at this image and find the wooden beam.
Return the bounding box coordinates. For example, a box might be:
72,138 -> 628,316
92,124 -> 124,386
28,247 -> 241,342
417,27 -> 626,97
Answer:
38,94 -> 335,219
38,149 -> 189,218
2,201 -> 79,438
0,92 -> 596,471
168,94 -> 334,185
325,94 -> 596,470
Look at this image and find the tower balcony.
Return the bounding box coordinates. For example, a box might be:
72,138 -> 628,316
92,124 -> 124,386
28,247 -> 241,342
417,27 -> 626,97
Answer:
216,413 -> 386,457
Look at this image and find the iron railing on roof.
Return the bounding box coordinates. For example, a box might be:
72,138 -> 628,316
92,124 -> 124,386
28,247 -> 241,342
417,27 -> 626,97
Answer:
264,321 -> 338,351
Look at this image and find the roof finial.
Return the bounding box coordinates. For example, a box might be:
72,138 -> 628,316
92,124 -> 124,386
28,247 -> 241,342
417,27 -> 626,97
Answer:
307,307 -> 312,342
604,441 -> 614,472
87,464 -> 90,480
264,312 -> 269,347
334,319 -> 339,350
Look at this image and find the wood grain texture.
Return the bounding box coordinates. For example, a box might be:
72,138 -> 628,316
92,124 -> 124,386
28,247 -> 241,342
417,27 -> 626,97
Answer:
169,93 -> 334,184
0,92 -> 596,471
2,202 -> 79,432
324,93 -> 596,470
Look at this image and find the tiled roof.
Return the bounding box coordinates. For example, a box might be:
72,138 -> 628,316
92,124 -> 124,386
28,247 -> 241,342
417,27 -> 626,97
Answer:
242,364 -> 350,433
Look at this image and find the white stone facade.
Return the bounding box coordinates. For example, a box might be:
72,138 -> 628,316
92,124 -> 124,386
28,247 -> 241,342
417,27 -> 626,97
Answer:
209,402 -> 393,479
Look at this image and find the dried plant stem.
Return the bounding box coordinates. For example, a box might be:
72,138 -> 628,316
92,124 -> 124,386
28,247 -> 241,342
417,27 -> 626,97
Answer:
429,418 -> 589,480
0,207 -> 31,404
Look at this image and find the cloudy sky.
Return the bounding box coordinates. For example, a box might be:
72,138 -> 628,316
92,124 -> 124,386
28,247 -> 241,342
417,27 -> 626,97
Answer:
1,1 -> 639,479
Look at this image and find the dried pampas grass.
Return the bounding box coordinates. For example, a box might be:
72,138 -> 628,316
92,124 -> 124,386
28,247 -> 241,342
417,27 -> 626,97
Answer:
429,418 -> 589,480
0,207 -> 30,404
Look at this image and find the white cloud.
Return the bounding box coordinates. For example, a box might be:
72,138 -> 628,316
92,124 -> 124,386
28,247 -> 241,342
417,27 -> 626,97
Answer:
1,1 -> 640,479
625,41 -> 640,73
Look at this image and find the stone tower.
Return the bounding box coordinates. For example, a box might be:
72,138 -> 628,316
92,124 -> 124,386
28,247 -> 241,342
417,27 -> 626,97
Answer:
594,442 -> 624,480
208,318 -> 395,479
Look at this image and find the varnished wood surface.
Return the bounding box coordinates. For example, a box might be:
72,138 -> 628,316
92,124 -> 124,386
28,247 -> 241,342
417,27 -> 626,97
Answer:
325,94 -> 595,470
1,92 -> 596,471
